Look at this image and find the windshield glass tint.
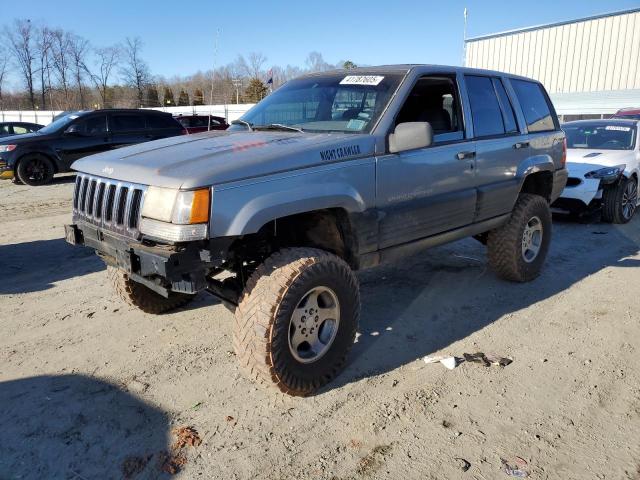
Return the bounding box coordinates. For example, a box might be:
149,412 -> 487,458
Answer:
38,114 -> 80,134
237,74 -> 404,133
564,124 -> 636,150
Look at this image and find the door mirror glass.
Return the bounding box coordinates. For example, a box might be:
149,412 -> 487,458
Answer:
64,124 -> 84,135
389,122 -> 433,153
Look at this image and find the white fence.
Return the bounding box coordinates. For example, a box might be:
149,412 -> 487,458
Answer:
0,104 -> 255,126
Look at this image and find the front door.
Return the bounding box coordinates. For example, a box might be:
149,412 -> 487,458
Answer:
376,75 -> 477,249
56,114 -> 111,168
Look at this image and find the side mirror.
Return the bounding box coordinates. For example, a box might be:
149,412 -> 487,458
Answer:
64,124 -> 83,136
388,122 -> 433,153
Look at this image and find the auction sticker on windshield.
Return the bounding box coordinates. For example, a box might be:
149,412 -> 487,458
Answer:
605,126 -> 631,131
340,75 -> 384,86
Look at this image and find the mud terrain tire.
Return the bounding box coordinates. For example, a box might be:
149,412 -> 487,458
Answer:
233,248 -> 359,396
108,266 -> 195,314
487,193 -> 551,282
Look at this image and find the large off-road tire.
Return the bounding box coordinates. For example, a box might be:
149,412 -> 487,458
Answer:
487,193 -> 552,282
16,154 -> 54,186
108,266 -> 195,314
233,248 -> 359,396
601,176 -> 638,224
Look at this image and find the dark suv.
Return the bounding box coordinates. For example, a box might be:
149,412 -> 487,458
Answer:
0,109 -> 185,185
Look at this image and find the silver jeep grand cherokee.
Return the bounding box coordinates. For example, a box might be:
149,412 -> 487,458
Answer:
65,65 -> 568,395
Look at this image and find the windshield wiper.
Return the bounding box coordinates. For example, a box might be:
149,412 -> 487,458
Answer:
231,119 -> 253,131
254,123 -> 305,133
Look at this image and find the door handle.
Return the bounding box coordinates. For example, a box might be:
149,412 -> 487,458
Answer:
456,151 -> 476,160
513,141 -> 530,149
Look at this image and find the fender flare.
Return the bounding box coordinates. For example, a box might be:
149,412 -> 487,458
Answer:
213,182 -> 368,237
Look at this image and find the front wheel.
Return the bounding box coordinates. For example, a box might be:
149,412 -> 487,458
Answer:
601,176 -> 638,224
487,193 -> 552,282
233,248 -> 359,396
108,267 -> 196,314
16,154 -> 55,186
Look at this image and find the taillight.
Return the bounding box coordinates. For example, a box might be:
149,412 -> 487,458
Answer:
561,137 -> 567,168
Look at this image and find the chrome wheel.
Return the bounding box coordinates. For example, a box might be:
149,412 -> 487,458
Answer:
288,286 -> 340,364
621,179 -> 638,220
521,216 -> 543,263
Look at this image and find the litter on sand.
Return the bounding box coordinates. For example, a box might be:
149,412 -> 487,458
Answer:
502,458 -> 529,477
424,352 -> 512,370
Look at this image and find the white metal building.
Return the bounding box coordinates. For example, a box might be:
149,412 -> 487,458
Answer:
465,8 -> 640,120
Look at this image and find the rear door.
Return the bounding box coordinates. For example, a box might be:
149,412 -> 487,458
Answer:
109,112 -> 149,148
464,75 -> 529,221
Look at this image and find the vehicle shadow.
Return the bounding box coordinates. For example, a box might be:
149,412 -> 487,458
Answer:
50,174 -> 77,185
0,238 -> 104,294
0,374 -> 172,479
329,218 -> 640,391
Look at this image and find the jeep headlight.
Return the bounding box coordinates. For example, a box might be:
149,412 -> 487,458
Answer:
140,186 -> 210,241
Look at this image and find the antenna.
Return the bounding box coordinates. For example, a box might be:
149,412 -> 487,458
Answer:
462,8 -> 468,66
209,28 -> 222,129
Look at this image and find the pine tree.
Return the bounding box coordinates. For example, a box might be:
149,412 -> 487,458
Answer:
193,88 -> 204,106
145,85 -> 161,107
163,87 -> 175,106
244,78 -> 268,103
343,60 -> 357,69
177,89 -> 190,106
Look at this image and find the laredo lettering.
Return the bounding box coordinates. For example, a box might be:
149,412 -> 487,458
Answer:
320,144 -> 361,161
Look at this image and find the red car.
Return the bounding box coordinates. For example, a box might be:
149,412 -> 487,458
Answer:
174,115 -> 229,134
613,108 -> 640,120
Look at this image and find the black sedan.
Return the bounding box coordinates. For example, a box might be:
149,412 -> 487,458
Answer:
0,122 -> 44,138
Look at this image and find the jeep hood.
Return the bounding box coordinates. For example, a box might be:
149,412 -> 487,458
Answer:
71,130 -> 376,189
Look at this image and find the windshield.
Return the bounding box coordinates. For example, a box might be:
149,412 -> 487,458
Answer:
564,123 -> 637,150
38,113 -> 80,134
234,73 -> 404,134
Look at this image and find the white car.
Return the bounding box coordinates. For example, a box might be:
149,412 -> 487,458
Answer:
553,119 -> 639,223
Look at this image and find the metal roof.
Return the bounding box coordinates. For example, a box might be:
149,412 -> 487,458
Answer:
466,7 -> 640,42
550,89 -> 640,115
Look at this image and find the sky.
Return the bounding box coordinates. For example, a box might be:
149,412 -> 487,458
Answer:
3,0 -> 640,87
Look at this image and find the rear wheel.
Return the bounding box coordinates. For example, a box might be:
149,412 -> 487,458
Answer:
16,154 -> 54,186
487,193 -> 552,282
108,266 -> 195,314
233,248 -> 359,396
601,176 -> 638,224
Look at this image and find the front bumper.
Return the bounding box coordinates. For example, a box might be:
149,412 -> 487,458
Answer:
0,163 -> 14,179
64,222 -> 219,297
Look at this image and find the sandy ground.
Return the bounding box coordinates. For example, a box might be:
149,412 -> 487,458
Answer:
1,174 -> 639,480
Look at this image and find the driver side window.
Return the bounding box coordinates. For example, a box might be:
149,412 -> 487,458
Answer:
74,115 -> 108,135
395,75 -> 464,143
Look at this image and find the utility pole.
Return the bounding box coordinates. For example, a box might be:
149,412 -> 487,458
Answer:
209,28 -> 221,131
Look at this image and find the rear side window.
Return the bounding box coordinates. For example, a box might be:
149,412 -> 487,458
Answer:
111,114 -> 146,132
511,80 -> 556,133
147,114 -> 179,129
1,125 -> 11,135
465,75 -> 507,137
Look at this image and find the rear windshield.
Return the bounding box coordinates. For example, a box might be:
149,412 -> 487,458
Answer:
235,73 -> 404,133
564,123 -> 637,150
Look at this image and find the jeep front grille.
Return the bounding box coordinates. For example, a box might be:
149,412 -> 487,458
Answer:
73,173 -> 147,239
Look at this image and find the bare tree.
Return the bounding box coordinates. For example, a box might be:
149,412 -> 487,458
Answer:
4,19 -> 37,109
69,34 -> 90,109
0,47 -> 9,110
50,29 -> 73,108
121,37 -> 151,107
36,26 -> 53,109
305,51 -> 332,72
88,45 -> 120,108
247,52 -> 267,79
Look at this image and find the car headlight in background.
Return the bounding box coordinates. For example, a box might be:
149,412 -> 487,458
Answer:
0,145 -> 17,153
140,186 -> 211,241
584,164 -> 626,183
